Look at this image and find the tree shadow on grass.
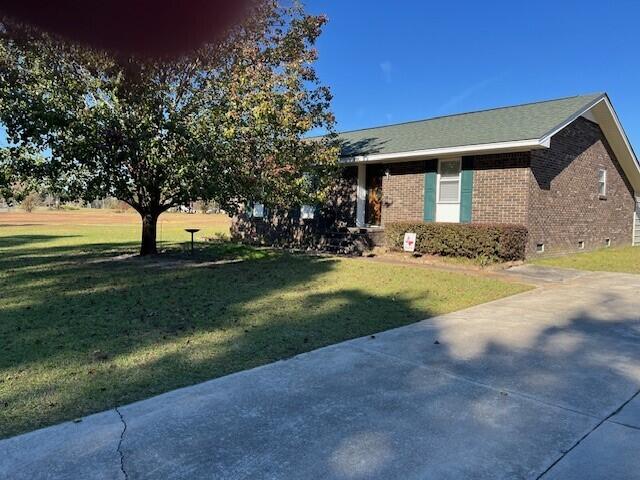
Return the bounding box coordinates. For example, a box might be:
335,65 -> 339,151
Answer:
0,234 -> 82,249
1,238 -> 451,437
0,224 -> 42,228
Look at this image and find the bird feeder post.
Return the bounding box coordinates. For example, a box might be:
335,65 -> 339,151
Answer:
185,228 -> 200,255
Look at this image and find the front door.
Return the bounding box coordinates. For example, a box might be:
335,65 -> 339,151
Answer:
366,166 -> 383,226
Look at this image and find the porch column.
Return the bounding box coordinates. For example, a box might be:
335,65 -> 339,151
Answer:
634,193 -> 640,246
356,163 -> 366,227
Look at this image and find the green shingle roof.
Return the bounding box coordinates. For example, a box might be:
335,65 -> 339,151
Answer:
333,93 -> 604,157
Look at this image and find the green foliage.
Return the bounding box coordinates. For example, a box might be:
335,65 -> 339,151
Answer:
0,148 -> 48,202
0,151 -> 10,199
0,1 -> 338,252
386,222 -> 528,262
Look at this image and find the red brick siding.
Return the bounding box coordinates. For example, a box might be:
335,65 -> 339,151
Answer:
527,117 -> 635,256
470,152 -> 530,225
380,161 -> 427,225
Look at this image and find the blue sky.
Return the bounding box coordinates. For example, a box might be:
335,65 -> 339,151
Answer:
2,1 -> 639,147
305,0 -> 640,146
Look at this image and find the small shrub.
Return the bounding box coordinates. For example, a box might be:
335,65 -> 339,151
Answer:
114,200 -> 131,213
20,192 -> 41,213
60,204 -> 81,211
385,222 -> 527,262
102,197 -> 126,210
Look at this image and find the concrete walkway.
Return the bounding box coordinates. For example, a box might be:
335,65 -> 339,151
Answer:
2,267 -> 639,479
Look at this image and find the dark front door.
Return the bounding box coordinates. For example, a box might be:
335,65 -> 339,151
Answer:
366,166 -> 383,226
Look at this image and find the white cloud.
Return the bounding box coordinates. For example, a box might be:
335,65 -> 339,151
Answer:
379,61 -> 393,83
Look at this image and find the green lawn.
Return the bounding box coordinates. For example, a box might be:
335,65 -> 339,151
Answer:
533,245 -> 640,274
0,211 -> 530,438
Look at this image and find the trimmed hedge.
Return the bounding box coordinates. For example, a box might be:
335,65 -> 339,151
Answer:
386,222 -> 528,262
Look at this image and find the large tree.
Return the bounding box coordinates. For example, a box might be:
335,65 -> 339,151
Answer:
0,1 -> 337,254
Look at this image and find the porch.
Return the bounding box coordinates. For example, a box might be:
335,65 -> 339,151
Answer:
353,158 -> 472,228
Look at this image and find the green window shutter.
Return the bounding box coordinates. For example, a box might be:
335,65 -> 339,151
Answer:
423,161 -> 437,222
460,158 -> 474,223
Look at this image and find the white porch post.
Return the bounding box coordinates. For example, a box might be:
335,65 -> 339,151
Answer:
356,163 -> 367,227
633,193 -> 640,246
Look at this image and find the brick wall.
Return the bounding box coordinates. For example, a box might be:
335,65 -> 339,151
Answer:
380,161 -> 427,225
470,152 -> 530,225
527,117 -> 635,256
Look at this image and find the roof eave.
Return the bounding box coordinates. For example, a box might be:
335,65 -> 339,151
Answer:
537,93 -> 607,144
340,138 -> 548,164
538,93 -> 640,192
586,95 -> 640,193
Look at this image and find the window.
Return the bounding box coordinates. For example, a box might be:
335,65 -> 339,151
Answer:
578,241 -> 585,249
536,243 -> 545,253
251,203 -> 265,218
438,159 -> 461,203
598,169 -> 607,197
605,238 -> 611,247
300,204 -> 315,220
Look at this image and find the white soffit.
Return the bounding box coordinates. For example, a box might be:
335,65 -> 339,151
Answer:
588,97 -> 640,192
581,109 -> 598,124
341,138 -> 546,164
534,95 -> 639,192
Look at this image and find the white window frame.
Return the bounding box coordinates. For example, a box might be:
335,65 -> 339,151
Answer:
300,204 -> 315,220
436,158 -> 462,204
251,203 -> 265,218
598,169 -> 607,197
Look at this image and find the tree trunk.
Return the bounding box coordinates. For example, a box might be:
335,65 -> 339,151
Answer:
140,211 -> 159,256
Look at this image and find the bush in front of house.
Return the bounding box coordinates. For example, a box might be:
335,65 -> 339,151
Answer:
385,222 -> 528,262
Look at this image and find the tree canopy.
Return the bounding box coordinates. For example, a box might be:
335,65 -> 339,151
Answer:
0,1 -> 337,254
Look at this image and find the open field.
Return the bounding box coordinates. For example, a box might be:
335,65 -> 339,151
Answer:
0,208 -> 231,255
0,210 -> 530,438
0,208 -> 232,226
533,245 -> 640,274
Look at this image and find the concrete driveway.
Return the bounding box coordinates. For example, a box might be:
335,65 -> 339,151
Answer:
2,267 -> 639,479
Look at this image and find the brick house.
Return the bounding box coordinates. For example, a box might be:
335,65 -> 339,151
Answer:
234,93 -> 640,257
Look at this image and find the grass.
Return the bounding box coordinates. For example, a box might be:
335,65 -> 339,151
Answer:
533,245 -> 640,274
0,209 -> 530,438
